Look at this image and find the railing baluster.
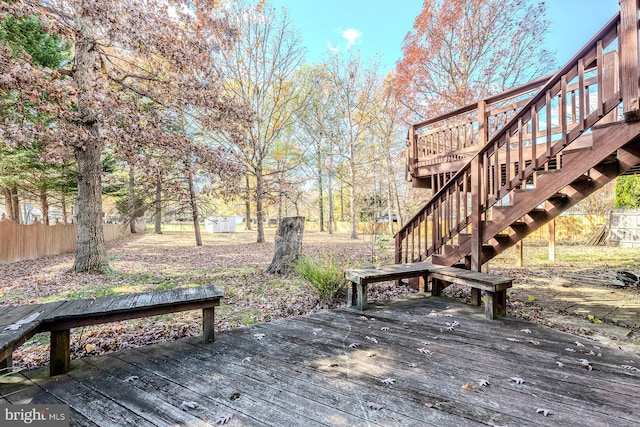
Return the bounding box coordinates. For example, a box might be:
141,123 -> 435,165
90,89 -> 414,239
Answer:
597,40 -> 604,117
545,90 -> 552,159
518,117 -> 524,182
578,58 -> 586,130
561,75 -> 568,147
531,104 -> 538,169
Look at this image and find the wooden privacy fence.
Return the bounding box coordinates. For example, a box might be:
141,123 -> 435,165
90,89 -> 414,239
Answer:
0,221 -> 131,264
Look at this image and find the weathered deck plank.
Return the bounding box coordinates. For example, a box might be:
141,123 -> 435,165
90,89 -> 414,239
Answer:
1,296 -> 638,426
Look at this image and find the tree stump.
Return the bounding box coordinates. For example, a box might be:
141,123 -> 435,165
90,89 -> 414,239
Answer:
266,216 -> 305,274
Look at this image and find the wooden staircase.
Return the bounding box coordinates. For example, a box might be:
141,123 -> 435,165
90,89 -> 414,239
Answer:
395,2 -> 640,270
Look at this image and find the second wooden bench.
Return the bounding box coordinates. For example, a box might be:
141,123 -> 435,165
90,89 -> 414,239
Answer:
345,262 -> 512,319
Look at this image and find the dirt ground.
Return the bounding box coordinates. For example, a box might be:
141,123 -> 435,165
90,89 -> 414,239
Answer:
490,243 -> 640,355
1,230 -> 639,369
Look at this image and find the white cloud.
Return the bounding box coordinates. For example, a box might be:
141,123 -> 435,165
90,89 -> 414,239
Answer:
342,28 -> 362,49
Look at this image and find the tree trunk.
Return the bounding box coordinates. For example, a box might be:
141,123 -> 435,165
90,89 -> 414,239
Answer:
245,174 -> 252,230
328,153 -> 334,234
349,152 -> 358,240
61,193 -> 68,223
9,185 -> 20,223
74,142 -> 107,272
40,190 -> 49,225
187,170 -> 202,247
317,155 -> 324,232
256,167 -> 265,243
72,32 -> 108,273
128,165 -> 136,233
154,178 -> 162,234
266,216 -> 305,274
3,187 -> 11,221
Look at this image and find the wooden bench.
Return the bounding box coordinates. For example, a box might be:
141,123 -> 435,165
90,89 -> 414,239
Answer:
345,262 -> 512,320
0,285 -> 223,376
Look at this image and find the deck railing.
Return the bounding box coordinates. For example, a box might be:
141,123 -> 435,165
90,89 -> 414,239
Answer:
407,76 -> 551,183
396,1 -> 639,270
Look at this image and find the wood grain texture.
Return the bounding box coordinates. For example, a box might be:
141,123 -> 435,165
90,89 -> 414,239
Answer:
3,296 -> 638,426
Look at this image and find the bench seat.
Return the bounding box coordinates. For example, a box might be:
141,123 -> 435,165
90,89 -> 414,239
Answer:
345,262 -> 512,319
0,285 -> 223,376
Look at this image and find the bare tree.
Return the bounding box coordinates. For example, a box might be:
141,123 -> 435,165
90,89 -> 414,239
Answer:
214,0 -> 308,243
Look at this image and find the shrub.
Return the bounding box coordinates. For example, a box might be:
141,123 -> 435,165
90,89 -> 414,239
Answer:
294,254 -> 349,303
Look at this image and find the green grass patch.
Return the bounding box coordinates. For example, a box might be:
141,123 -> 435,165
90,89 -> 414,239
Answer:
294,254 -> 349,303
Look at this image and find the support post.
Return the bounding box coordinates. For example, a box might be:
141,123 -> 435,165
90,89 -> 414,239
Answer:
620,0 -> 640,122
548,219 -> 556,262
515,240 -> 524,268
470,101 -> 487,272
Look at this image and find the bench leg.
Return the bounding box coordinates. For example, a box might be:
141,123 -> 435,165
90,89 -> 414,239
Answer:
203,307 -> 215,343
470,288 -> 482,306
50,329 -> 70,376
357,283 -> 368,311
347,282 -> 356,307
347,282 -> 368,310
431,279 -> 443,296
484,291 -> 508,320
0,354 -> 13,370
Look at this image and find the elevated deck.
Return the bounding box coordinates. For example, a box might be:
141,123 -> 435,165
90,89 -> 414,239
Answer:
2,297 -> 638,426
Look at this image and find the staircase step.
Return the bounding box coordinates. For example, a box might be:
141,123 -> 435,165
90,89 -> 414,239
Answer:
509,221 -> 529,236
527,208 -> 549,223
493,234 -> 512,246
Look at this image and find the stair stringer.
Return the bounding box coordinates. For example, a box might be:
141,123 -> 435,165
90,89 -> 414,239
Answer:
431,121 -> 640,266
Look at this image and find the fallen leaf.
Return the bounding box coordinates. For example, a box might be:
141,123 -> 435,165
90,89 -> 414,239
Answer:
380,377 -> 395,385
85,343 -> 96,353
579,359 -> 592,371
367,402 -> 383,410
461,383 -> 475,391
179,401 -> 198,411
510,377 -> 525,384
216,413 -> 234,425
536,408 -> 552,417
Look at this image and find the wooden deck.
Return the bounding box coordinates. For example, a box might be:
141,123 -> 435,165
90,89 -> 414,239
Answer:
1,296 -> 638,426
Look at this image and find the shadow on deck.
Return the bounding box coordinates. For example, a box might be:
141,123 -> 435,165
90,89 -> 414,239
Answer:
1,296 -> 638,426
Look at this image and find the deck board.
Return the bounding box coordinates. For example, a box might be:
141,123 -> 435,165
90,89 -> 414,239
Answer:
1,296 -> 638,426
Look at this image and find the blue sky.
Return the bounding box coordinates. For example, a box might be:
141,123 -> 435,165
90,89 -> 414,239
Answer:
270,0 -> 621,73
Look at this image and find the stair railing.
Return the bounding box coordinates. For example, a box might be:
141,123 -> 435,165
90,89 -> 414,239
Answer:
396,3 -> 639,270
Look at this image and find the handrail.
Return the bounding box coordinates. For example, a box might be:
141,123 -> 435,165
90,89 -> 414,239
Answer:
396,7 -> 630,269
